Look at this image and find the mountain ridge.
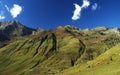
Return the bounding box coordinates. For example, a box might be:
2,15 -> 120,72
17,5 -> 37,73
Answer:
0,20 -> 120,75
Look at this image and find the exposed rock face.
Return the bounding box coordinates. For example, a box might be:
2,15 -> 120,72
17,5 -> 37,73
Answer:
0,20 -> 36,37
93,26 -> 107,31
111,28 -> 120,36
0,20 -> 37,47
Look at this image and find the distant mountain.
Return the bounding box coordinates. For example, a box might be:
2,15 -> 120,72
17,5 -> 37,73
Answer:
0,20 -> 36,41
0,20 -> 41,47
0,23 -> 120,75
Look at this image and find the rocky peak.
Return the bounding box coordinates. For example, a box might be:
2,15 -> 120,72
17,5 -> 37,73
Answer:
92,26 -> 107,31
111,28 -> 120,36
0,20 -> 22,30
0,20 -> 36,42
64,25 -> 80,30
32,28 -> 44,35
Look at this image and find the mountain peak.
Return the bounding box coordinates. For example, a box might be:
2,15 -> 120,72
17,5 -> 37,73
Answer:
0,20 -> 22,29
93,26 -> 107,31
0,20 -> 36,42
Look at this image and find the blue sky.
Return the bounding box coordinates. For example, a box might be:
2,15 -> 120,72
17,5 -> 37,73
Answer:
0,0 -> 120,29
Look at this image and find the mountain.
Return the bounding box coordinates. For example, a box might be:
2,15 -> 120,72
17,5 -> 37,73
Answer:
0,20 -> 36,41
0,20 -> 37,47
0,22 -> 120,75
59,43 -> 120,75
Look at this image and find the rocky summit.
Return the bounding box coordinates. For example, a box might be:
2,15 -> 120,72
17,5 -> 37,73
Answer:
0,21 -> 120,75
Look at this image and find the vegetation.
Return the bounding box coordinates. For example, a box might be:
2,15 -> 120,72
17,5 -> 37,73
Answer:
59,43 -> 120,75
0,21 -> 120,75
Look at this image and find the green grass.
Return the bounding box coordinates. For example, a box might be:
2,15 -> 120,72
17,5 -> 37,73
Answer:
0,27 -> 120,75
59,43 -> 120,75
0,34 -> 85,75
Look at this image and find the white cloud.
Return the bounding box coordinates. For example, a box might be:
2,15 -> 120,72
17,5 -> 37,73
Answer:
10,4 -> 22,18
5,5 -> 9,11
6,4 -> 22,18
82,0 -> 90,8
92,3 -> 98,10
0,15 -> 5,20
72,4 -> 82,20
72,0 -> 90,20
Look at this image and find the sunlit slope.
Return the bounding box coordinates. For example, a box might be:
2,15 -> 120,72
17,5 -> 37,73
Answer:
0,33 -> 85,75
0,25 -> 120,75
59,43 -> 120,75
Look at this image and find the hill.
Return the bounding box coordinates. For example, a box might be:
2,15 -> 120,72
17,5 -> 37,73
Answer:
0,21 -> 120,75
59,43 -> 120,75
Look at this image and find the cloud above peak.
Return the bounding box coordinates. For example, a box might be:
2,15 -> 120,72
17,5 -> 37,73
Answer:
72,4 -> 81,20
72,0 -> 90,20
92,3 -> 98,10
82,0 -> 90,8
5,4 -> 22,18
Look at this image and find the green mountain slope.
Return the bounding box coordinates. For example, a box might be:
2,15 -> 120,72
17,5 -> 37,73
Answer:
0,22 -> 120,75
59,43 -> 120,75
0,33 -> 85,75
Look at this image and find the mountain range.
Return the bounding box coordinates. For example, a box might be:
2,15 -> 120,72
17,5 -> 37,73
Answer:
0,20 -> 120,75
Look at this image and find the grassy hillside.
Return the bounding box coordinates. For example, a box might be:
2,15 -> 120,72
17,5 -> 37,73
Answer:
0,32 -> 85,75
0,25 -> 120,75
59,43 -> 120,75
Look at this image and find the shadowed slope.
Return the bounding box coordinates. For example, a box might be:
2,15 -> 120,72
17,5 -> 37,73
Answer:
0,20 -> 37,47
